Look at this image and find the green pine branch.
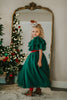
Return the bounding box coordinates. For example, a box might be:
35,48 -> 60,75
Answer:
0,24 -> 4,35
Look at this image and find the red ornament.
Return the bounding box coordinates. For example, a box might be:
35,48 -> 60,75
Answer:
17,49 -> 19,52
11,41 -> 13,43
15,58 -> 20,63
3,57 -> 8,62
5,56 -> 8,60
9,74 -> 13,77
11,53 -> 15,56
3,58 -> 6,62
13,29 -> 15,31
18,26 -> 21,28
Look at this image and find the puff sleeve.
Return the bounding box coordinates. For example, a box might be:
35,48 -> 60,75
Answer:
28,36 -> 46,51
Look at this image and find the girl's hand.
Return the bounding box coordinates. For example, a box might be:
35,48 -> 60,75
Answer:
37,60 -> 42,67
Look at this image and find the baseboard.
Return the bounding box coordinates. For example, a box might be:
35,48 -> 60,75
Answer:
51,80 -> 67,89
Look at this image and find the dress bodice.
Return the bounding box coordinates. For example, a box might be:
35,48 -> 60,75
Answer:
28,36 -> 46,51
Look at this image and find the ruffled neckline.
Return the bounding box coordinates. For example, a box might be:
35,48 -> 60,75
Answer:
33,36 -> 42,39
32,36 -> 45,42
33,36 -> 40,38
28,36 -> 46,51
28,36 -> 46,46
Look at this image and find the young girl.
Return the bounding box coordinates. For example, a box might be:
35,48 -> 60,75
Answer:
17,20 -> 51,96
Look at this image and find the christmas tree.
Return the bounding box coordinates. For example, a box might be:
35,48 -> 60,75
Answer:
5,13 -> 26,75
4,13 -> 26,83
0,24 -> 6,74
0,14 -> 27,84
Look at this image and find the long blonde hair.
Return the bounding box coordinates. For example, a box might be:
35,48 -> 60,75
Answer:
31,23 -> 45,39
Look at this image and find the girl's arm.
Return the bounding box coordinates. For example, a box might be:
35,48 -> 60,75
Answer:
37,49 -> 42,67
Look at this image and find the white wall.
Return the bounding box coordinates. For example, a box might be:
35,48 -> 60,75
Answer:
0,0 -> 67,88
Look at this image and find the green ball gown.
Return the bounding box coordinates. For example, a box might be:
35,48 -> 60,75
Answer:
17,36 -> 51,88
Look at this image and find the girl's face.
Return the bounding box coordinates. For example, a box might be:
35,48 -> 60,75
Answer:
32,27 -> 40,37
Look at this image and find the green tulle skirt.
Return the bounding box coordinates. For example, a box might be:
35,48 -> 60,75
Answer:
17,51 -> 51,88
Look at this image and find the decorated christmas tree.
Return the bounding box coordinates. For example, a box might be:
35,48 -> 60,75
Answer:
4,13 -> 26,84
0,24 -> 7,75
0,14 -> 27,84
6,13 -> 26,75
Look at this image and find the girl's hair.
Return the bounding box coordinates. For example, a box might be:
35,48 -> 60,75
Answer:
31,23 -> 45,39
